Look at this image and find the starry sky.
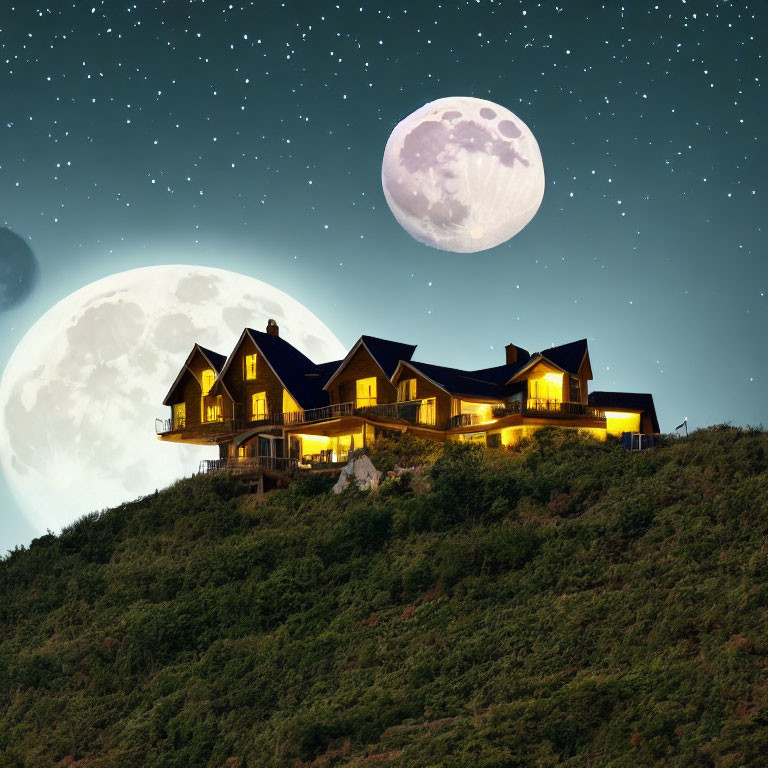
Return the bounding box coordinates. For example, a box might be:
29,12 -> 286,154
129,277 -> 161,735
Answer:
1,0 -> 766,552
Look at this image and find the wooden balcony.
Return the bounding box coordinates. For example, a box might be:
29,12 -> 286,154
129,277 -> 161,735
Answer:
198,456 -> 300,475
156,416 -> 241,440
447,400 -> 605,430
355,400 -> 438,428
156,417 -> 175,434
521,400 -> 605,419
159,399 -> 606,440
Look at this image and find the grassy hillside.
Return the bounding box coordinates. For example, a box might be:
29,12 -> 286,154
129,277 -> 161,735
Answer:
2,426 -> 768,767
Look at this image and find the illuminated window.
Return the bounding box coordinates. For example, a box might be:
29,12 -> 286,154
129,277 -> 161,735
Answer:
605,411 -> 641,436
244,353 -> 257,380
398,378 -> 417,402
459,400 -> 499,424
172,402 -> 186,429
201,368 -> 215,395
528,372 -> 563,407
252,391 -> 268,420
420,397 -> 436,425
356,377 -> 377,407
204,396 -> 222,422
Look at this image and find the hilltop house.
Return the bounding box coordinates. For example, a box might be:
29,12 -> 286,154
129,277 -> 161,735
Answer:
157,320 -> 659,473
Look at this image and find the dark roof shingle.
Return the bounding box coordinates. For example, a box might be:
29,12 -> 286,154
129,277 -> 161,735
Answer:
406,361 -> 514,399
246,329 -> 329,409
540,339 -> 587,374
198,345 -> 227,373
361,335 -> 417,378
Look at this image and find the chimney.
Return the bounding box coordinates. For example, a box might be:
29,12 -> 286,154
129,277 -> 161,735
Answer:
266,319 -> 279,337
505,343 -> 518,364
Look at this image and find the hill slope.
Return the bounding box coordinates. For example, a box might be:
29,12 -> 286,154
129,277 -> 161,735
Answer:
2,427 -> 768,767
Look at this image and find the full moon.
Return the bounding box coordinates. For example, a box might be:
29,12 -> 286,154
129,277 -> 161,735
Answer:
382,96 -> 545,253
0,265 -> 346,534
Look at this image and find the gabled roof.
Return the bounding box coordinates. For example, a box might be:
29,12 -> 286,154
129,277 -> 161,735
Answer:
398,360 -> 514,400
323,335 -> 417,391
197,345 -> 227,373
505,339 -> 589,384
470,360 -> 529,385
314,359 -> 344,388
541,339 -> 588,375
588,391 -> 660,433
162,344 -> 227,406
249,329 -> 332,409
362,336 -> 418,378
214,328 -> 330,410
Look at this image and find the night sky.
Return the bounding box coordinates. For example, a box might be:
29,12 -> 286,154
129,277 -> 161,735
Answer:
1,0 -> 766,551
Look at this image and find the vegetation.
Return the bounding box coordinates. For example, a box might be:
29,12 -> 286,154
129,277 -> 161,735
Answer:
1,425 -> 768,767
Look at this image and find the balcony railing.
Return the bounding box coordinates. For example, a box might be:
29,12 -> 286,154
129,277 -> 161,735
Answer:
355,400 -> 438,428
198,456 -> 300,475
155,416 -> 189,434
447,400 -> 605,430
161,398 -> 606,437
155,417 -> 174,434
522,400 -> 605,419
285,401 -> 356,425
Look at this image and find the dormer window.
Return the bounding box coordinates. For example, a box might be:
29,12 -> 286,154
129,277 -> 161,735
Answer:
201,369 -> 215,395
244,353 -> 257,380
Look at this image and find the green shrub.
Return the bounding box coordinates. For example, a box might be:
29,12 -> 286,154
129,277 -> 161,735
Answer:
1,426 -> 767,766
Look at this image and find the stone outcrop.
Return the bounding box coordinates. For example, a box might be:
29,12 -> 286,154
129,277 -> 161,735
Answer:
332,455 -> 381,494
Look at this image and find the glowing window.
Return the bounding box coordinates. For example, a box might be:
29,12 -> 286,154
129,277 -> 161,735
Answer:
204,397 -> 222,422
528,372 -> 563,405
605,411 -> 641,436
201,368 -> 215,395
172,402 -> 186,430
356,377 -> 377,407
244,353 -> 257,380
252,391 -> 268,420
398,378 -> 417,402
460,400 -> 499,424
420,397 -> 436,425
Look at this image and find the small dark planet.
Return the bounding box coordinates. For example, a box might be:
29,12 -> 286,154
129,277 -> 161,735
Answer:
0,228 -> 39,312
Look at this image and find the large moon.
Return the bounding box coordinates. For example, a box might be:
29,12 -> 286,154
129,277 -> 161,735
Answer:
382,96 -> 545,253
0,265 -> 346,535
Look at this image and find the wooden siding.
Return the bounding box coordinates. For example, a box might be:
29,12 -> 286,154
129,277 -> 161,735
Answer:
221,335 -> 289,421
392,365 -> 451,428
577,353 -> 591,404
518,359 -> 568,402
174,348 -> 225,427
327,346 -> 397,405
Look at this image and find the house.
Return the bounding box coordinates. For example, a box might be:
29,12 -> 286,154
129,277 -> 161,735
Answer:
156,320 -> 659,474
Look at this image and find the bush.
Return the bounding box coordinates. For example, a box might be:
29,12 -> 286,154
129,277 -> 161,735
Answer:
2,426 -> 767,766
